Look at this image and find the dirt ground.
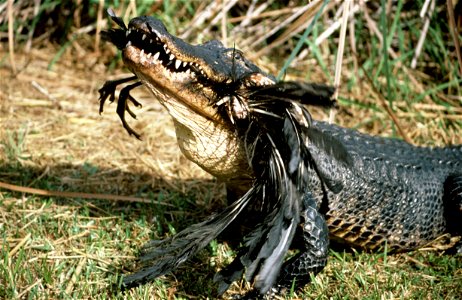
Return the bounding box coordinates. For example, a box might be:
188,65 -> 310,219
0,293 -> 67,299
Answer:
0,44 -> 224,196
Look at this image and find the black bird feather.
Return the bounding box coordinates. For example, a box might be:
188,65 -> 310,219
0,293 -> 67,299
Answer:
121,79 -> 348,295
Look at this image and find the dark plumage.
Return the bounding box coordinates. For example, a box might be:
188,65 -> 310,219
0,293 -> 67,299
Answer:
122,79 -> 339,294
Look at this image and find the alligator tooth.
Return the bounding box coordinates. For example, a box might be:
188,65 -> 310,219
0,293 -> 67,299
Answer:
146,52 -> 152,58
185,69 -> 191,74
169,54 -> 175,61
142,34 -> 146,40
182,61 -> 188,67
149,39 -> 153,43
175,59 -> 181,69
126,40 -> 132,47
165,48 -> 171,55
153,52 -> 160,60
215,97 -> 228,106
140,49 -> 144,56
126,30 -> 130,37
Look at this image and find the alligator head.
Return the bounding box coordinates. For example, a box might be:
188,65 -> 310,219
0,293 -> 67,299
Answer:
100,9 -> 337,195
100,10 -> 276,190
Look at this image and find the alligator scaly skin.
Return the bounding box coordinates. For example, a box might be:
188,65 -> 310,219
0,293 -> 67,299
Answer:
221,120 -> 462,292
310,121 -> 461,251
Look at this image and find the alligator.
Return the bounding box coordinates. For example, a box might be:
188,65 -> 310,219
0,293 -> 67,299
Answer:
99,9 -> 462,298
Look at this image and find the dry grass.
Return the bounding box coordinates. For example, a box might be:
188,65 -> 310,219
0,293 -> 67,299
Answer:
1,1 -> 461,299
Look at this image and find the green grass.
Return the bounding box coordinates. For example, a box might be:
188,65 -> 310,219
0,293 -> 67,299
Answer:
1,188 -> 461,299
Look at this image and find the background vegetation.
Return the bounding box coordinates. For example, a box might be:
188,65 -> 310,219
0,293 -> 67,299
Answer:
1,0 -> 461,299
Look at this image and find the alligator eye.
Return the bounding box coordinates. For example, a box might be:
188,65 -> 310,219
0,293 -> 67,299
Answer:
225,49 -> 244,61
233,52 -> 243,61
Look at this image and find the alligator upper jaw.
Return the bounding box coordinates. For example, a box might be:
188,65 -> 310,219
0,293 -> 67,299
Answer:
115,22 -> 221,124
104,14 -> 215,79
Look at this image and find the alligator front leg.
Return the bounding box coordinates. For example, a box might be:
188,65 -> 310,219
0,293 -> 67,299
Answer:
276,192 -> 329,290
236,192 -> 329,300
